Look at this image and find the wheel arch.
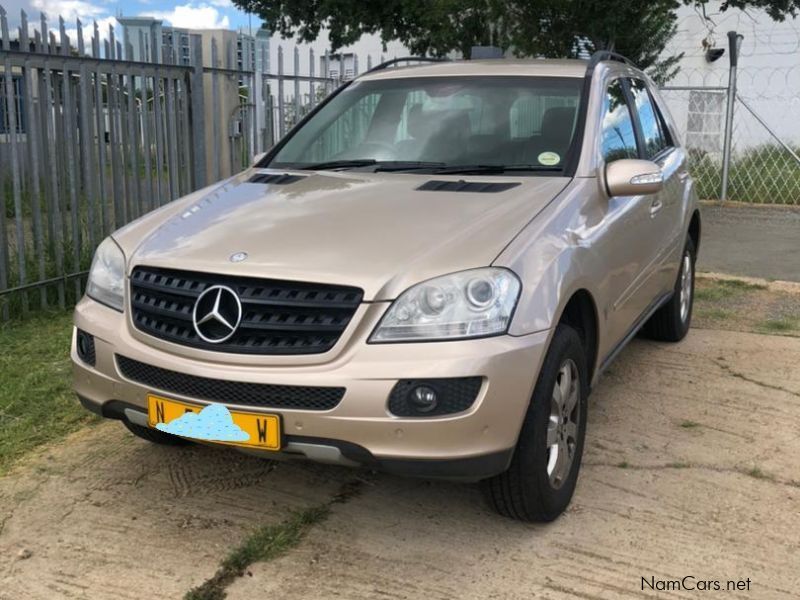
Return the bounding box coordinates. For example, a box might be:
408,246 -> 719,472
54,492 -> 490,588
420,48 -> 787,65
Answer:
555,289 -> 600,385
688,209 -> 701,256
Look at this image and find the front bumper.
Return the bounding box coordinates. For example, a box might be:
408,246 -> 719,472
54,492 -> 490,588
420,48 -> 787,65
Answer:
72,296 -> 550,480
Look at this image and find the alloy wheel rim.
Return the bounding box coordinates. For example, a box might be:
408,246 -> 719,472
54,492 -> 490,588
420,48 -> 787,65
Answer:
546,358 -> 580,489
679,252 -> 693,323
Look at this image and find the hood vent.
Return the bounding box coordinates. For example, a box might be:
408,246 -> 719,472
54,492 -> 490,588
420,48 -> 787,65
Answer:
417,180 -> 520,193
248,173 -> 306,185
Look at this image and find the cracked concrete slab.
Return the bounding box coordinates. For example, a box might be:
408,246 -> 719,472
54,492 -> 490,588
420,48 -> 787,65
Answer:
227,330 -> 800,600
1,329 -> 799,599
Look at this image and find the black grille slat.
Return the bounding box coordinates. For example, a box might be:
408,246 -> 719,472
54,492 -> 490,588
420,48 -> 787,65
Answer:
117,355 -> 344,410
130,266 -> 363,355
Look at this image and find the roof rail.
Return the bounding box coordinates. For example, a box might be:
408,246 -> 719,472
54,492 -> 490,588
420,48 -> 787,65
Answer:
365,56 -> 448,74
586,50 -> 636,72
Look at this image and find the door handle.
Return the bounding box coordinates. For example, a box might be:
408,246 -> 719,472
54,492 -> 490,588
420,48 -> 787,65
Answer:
650,198 -> 663,216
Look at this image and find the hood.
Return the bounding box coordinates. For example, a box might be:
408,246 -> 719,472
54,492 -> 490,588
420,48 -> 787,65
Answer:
117,169 -> 569,300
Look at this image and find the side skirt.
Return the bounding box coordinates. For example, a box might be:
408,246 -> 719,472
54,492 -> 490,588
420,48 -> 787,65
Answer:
595,291 -> 673,380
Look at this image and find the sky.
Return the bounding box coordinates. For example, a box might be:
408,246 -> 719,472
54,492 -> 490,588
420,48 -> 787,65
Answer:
2,0 -> 258,37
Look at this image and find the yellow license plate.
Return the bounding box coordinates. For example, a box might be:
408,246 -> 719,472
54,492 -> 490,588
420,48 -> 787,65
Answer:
147,395 -> 281,451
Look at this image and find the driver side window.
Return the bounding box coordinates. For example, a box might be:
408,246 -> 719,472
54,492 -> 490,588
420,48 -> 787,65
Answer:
600,80 -> 638,162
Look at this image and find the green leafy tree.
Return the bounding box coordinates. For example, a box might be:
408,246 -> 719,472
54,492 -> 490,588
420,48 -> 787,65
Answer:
235,0 -> 800,82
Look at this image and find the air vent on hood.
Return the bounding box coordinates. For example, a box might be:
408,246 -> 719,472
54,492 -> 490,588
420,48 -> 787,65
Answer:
416,180 -> 520,193
248,173 -> 306,185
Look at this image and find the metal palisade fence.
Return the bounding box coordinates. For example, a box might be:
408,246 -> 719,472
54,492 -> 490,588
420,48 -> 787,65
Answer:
0,4 -> 383,320
2,6 -> 799,321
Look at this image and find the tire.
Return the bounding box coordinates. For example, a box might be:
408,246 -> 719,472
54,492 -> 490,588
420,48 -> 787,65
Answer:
123,421 -> 192,446
643,237 -> 696,342
483,324 -> 588,522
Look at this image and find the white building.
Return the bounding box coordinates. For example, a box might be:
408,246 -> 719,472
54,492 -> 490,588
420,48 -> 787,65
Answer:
117,16 -> 193,65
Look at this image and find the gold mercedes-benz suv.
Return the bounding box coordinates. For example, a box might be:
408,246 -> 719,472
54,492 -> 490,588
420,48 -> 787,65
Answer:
73,52 -> 700,521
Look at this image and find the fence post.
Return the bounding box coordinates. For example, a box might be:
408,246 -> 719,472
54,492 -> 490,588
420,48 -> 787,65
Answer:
720,31 -> 742,202
190,36 -> 207,189
211,38 -> 221,182
278,46 -> 285,137
293,46 -> 300,125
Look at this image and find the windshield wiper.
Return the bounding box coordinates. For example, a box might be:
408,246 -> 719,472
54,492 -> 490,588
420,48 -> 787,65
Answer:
303,159 -> 378,170
431,164 -> 563,175
372,161 -> 446,172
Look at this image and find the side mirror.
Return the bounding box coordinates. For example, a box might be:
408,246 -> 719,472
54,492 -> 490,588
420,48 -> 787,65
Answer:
605,159 -> 663,196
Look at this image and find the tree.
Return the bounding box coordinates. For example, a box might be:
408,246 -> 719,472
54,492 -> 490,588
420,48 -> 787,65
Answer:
234,0 -> 800,82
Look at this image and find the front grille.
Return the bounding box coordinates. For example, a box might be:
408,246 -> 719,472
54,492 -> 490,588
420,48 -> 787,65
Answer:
130,266 -> 363,355
117,355 -> 345,410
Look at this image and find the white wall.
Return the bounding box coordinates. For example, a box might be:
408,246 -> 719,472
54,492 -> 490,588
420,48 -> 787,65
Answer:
664,1 -> 800,146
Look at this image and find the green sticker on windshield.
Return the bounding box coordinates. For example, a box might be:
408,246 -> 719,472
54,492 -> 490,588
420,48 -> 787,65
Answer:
538,151 -> 561,166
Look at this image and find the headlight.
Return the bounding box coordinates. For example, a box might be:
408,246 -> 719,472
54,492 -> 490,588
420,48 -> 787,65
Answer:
86,237 -> 126,311
370,268 -> 521,342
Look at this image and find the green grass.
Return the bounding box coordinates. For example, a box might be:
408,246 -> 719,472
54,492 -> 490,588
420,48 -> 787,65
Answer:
667,462 -> 691,469
679,420 -> 701,429
695,278 -> 767,302
744,466 -> 774,481
697,307 -> 733,321
0,311 -> 96,474
758,317 -> 799,333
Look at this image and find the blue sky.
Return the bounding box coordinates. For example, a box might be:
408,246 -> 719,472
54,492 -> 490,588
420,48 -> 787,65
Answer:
3,0 -> 260,37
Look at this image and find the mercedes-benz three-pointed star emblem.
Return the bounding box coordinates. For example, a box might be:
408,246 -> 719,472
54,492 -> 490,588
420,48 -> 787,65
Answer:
192,285 -> 243,343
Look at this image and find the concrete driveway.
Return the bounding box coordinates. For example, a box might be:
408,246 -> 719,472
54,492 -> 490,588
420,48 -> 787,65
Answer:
1,328 -> 799,599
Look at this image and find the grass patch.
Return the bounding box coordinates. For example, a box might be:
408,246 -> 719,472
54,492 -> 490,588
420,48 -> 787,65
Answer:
744,466 -> 774,481
0,311 -> 96,474
758,318 -> 798,333
679,420 -> 701,429
667,462 -> 690,469
185,506 -> 330,600
617,461 -> 629,469
695,279 -> 767,302
697,307 -> 732,321
185,479 -> 365,600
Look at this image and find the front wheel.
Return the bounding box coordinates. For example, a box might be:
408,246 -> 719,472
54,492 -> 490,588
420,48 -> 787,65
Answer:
644,238 -> 696,342
483,324 -> 588,522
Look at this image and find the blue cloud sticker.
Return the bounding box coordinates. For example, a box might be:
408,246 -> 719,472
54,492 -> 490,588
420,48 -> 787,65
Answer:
156,403 -> 250,442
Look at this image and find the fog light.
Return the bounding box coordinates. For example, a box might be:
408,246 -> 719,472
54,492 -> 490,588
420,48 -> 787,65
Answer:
76,329 -> 96,366
409,385 -> 438,413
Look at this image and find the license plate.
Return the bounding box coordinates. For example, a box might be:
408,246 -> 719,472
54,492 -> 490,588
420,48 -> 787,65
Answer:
147,394 -> 281,451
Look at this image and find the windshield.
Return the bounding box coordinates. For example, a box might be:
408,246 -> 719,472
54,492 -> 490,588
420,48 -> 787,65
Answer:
267,76 -> 583,174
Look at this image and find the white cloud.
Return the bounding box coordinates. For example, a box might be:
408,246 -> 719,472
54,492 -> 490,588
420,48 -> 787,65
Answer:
30,0 -> 107,22
207,0 -> 233,7
148,3 -> 230,30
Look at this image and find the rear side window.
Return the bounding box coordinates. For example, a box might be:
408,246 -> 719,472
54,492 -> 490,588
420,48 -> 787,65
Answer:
600,80 -> 638,162
628,79 -> 669,158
